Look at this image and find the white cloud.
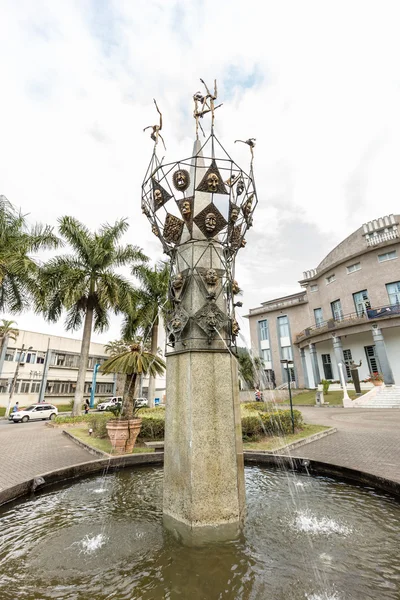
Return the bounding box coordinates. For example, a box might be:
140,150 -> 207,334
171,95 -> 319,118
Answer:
1,0 -> 399,344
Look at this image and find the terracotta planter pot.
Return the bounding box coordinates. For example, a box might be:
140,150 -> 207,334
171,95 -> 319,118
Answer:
106,418 -> 142,454
372,380 -> 384,386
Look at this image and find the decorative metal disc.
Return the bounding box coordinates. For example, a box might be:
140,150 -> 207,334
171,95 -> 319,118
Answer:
163,214 -> 185,245
152,178 -> 172,212
172,169 -> 190,192
196,160 -> 228,195
193,203 -> 227,238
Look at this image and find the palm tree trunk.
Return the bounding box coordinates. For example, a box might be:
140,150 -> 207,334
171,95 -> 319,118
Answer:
147,321 -> 158,409
72,306 -> 94,416
122,373 -> 138,420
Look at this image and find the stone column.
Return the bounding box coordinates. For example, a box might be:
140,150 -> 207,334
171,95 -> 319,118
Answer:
332,335 -> 349,381
299,347 -> 310,388
372,326 -> 395,385
309,343 -> 321,386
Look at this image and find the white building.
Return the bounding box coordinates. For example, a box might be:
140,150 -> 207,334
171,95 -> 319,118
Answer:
0,329 -> 166,407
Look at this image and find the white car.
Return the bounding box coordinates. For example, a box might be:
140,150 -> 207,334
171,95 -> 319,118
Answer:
97,396 -> 123,411
11,404 -> 58,423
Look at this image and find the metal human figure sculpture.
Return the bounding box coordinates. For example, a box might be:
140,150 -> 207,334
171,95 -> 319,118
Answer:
235,138 -> 256,167
143,99 -> 166,150
193,79 -> 223,137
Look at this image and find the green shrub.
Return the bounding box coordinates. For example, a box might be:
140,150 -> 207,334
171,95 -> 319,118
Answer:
260,409 -> 304,435
243,402 -> 270,412
55,415 -> 91,425
138,415 -> 165,440
321,379 -> 331,394
241,415 -> 264,440
88,413 -> 115,438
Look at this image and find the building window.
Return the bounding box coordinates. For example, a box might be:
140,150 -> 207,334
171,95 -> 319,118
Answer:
314,308 -> 324,327
277,316 -> 290,338
19,381 -> 31,394
378,250 -> 397,262
55,354 -> 66,367
365,346 -> 380,374
5,350 -> 15,361
310,284 -> 318,292
15,352 -> 25,363
326,274 -> 336,284
36,352 -> 46,364
321,354 -> 333,379
25,352 -> 36,364
281,346 -> 293,361
343,349 -> 352,378
331,299 -> 343,321
347,262 -> 361,274
386,281 -> 400,305
96,382 -> 114,394
261,349 -> 271,362
258,320 -> 268,341
353,290 -> 370,316
31,382 -> 40,393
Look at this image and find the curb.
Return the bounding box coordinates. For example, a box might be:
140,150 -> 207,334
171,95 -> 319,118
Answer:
62,429 -> 109,459
246,427 -> 337,455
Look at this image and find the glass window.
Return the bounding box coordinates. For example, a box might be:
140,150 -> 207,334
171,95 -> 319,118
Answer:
322,354 -> 333,379
56,354 -> 65,366
326,274 -> 336,284
258,320 -> 268,341
353,290 -> 370,316
15,352 -> 25,363
343,349 -> 352,378
314,308 -> 323,327
386,281 -> 400,305
31,382 -> 40,393
36,352 -> 45,364
261,349 -> 271,362
281,346 -> 293,360
347,262 -> 361,274
5,350 -> 14,361
277,316 -> 290,338
25,352 -> 36,364
19,381 -> 30,394
331,299 -> 343,321
310,284 -> 318,292
378,250 -> 397,262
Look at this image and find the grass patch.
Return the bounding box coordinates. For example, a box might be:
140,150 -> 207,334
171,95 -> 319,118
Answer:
286,390 -> 366,406
0,407 -> 5,417
243,424 -> 330,451
69,427 -> 154,455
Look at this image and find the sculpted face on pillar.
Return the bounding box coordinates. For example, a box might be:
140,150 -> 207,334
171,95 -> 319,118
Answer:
232,280 -> 240,295
236,179 -> 245,196
173,169 -> 190,192
207,173 -> 220,193
153,188 -> 163,206
151,225 -> 159,237
205,268 -> 218,286
181,201 -> 191,216
172,272 -> 184,290
232,319 -> 240,336
205,212 -> 217,232
230,206 -> 239,223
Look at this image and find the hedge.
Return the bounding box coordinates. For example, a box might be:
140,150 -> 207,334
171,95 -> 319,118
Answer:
56,408 -> 302,442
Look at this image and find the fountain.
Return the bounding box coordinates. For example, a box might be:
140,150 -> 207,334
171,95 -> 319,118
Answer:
0,84 -> 399,599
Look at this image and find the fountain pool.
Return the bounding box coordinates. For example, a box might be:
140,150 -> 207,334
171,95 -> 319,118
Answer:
0,465 -> 399,599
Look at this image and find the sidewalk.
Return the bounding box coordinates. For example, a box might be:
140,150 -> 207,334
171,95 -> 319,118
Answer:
289,406 -> 400,484
0,421 -> 93,494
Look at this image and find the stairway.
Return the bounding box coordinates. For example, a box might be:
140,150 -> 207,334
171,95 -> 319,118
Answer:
355,386 -> 400,408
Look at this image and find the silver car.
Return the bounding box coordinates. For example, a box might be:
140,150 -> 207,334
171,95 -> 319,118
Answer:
11,404 -> 58,423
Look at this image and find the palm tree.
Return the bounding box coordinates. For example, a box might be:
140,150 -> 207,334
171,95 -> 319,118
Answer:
0,196 -> 60,312
129,261 -> 169,407
0,319 -> 19,345
100,342 -> 165,419
39,216 -> 147,416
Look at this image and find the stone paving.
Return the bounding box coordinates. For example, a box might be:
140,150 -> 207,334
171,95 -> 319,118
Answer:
0,420 -> 93,493
289,406 -> 400,484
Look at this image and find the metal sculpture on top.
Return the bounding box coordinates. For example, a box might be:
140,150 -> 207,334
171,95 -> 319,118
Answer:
143,99 -> 166,150
141,79 -> 258,353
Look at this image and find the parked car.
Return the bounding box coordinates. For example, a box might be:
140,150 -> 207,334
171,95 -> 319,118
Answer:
97,396 -> 123,411
11,404 -> 58,423
134,398 -> 148,408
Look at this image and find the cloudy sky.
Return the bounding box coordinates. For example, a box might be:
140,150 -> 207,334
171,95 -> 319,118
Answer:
1,0 -> 400,345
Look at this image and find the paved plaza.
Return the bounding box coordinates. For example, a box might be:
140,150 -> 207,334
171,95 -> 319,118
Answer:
0,407 -> 399,499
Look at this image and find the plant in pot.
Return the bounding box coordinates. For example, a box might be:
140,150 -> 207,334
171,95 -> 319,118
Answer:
99,341 -> 165,454
365,372 -> 384,386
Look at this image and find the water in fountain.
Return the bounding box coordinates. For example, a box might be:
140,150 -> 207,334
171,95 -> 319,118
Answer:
0,465 -> 399,599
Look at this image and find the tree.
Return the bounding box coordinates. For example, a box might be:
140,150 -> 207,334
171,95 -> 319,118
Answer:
128,261 -> 169,408
236,347 -> 264,389
0,319 -> 19,346
100,342 -> 165,419
39,216 -> 147,416
0,196 -> 60,312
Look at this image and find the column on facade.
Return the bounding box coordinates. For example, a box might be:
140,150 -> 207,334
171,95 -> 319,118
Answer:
299,347 -> 310,388
332,335 -> 349,381
309,343 -> 321,386
372,326 -> 395,385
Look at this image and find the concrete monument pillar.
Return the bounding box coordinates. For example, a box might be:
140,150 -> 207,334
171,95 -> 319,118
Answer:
372,326 -> 395,385
309,343 -> 321,386
141,87 -> 256,535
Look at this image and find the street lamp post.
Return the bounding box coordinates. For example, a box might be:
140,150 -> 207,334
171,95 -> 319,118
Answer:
90,363 -> 100,409
5,345 -> 33,418
281,359 -> 295,434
